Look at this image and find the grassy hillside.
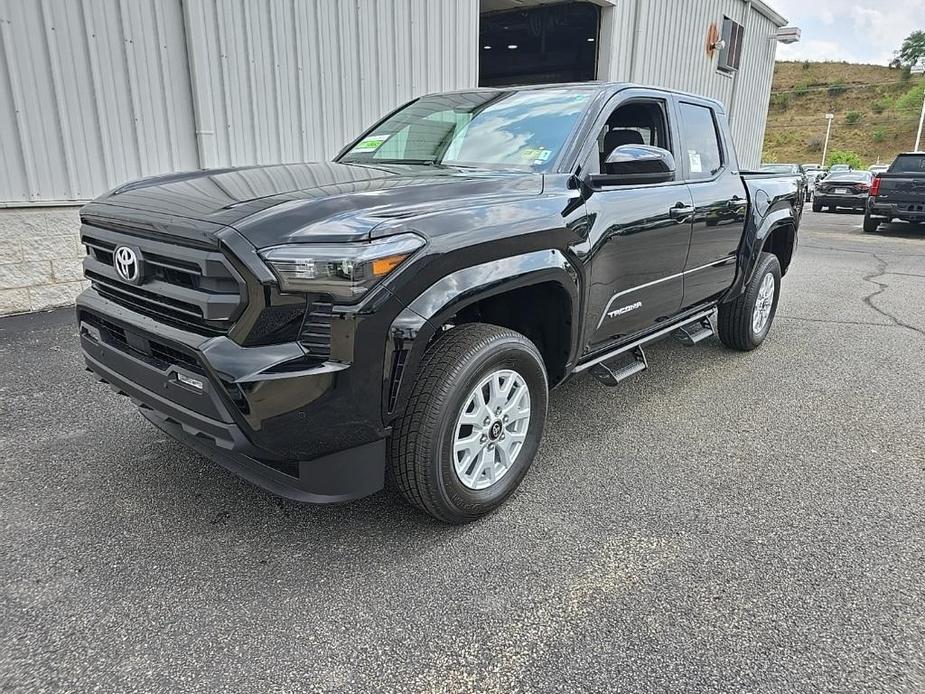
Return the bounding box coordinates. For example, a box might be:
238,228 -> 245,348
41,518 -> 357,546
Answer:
762,61 -> 925,168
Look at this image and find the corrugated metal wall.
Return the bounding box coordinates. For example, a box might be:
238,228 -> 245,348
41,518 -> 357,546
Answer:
0,0 -> 778,204
0,0 -> 198,205
0,0 -> 478,205
599,0 -> 781,168
183,0 -> 479,169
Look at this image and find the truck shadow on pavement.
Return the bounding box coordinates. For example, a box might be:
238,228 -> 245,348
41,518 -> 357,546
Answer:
112,335 -> 735,550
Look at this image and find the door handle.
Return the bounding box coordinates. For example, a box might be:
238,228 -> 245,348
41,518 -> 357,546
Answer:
727,196 -> 748,210
669,204 -> 695,220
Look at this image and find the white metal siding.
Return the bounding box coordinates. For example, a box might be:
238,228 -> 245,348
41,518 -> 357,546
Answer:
0,0 -> 778,203
0,0 -> 198,205
183,0 -> 480,170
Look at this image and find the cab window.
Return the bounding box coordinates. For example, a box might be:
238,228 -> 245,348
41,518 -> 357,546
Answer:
584,100 -> 671,176
678,102 -> 724,180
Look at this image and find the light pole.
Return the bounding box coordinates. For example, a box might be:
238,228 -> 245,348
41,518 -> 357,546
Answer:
821,113 -> 834,168
915,90 -> 925,152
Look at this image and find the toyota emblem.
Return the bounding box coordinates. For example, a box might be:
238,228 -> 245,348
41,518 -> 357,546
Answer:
113,246 -> 142,284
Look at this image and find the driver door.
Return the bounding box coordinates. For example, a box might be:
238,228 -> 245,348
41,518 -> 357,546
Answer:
580,92 -> 693,351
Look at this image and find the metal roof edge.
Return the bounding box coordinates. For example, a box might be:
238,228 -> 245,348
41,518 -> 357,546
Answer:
750,0 -> 788,28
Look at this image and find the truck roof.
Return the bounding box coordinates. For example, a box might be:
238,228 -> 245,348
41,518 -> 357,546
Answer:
424,81 -> 727,113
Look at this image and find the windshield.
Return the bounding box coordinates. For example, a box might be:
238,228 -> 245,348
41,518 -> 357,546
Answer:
338,89 -> 594,171
890,155 -> 925,173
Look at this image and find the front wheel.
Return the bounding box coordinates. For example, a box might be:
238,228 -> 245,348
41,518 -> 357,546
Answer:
717,252 -> 782,351
389,323 -> 548,523
812,199 -> 822,213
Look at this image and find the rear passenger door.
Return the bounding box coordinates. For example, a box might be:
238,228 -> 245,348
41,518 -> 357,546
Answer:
676,100 -> 746,309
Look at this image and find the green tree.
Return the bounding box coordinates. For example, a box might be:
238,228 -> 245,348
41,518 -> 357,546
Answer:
897,30 -> 925,66
828,150 -> 863,169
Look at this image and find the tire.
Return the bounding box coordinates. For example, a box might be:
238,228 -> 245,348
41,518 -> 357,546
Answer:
863,211 -> 881,233
389,323 -> 548,523
717,252 -> 782,352
812,199 -> 822,213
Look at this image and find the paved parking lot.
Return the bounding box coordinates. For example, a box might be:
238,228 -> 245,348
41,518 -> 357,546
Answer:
1,210 -> 924,693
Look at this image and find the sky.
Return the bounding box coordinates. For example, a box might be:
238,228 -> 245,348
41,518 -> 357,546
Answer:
768,0 -> 925,65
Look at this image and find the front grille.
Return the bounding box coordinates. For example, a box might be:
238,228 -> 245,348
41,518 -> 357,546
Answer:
81,311 -> 202,373
82,224 -> 245,336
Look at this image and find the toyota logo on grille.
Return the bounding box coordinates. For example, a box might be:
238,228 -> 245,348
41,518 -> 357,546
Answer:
113,246 -> 142,284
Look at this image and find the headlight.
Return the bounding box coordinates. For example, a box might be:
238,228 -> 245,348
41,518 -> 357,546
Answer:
259,233 -> 425,301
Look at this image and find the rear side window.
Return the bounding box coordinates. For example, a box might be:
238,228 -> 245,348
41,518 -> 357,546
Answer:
678,103 -> 723,180
890,155 -> 925,173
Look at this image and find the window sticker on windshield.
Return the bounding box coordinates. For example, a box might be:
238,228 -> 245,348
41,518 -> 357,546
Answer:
351,134 -> 390,154
688,150 -> 703,174
521,147 -> 552,165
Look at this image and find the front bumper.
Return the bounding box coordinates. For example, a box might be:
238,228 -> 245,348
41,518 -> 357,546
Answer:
77,288 -> 387,503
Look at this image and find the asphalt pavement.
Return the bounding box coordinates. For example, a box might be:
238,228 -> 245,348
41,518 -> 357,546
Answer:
1,210 -> 923,693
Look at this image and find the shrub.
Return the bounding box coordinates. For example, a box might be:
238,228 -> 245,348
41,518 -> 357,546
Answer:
900,65 -> 912,82
827,82 -> 848,97
806,134 -> 825,152
770,92 -> 791,110
896,84 -> 925,111
802,60 -> 811,70
871,97 -> 892,114
845,111 -> 862,125
828,149 -> 863,169
794,82 -> 810,98
872,128 -> 886,143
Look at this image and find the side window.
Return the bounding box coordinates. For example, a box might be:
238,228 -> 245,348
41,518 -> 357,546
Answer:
585,100 -> 671,176
718,17 -> 745,72
678,103 -> 723,180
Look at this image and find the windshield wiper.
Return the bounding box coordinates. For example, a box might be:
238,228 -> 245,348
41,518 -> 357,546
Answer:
346,158 -> 437,166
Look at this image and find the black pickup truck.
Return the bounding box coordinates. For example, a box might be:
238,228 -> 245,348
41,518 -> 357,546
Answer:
77,83 -> 801,523
865,153 -> 925,233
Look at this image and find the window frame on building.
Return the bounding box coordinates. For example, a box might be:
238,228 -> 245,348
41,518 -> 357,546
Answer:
717,16 -> 745,73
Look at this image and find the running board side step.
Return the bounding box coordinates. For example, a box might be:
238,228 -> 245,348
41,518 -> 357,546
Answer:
673,315 -> 715,346
574,306 -> 716,375
590,347 -> 648,387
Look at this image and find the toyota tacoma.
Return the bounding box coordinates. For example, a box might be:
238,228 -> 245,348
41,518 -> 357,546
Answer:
78,83 -> 801,523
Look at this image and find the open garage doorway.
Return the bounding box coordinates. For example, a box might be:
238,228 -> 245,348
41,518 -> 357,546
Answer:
479,1 -> 601,87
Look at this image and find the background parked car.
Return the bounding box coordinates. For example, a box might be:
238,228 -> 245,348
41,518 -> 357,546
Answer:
813,171 -> 874,213
868,164 -> 889,175
802,164 -> 827,200
829,164 -> 851,173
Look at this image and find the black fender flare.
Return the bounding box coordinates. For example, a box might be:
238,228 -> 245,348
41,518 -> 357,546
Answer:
383,249 -> 580,423
726,201 -> 798,300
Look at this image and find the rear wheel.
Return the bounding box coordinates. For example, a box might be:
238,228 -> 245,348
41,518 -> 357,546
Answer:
717,252 -> 782,352
863,211 -> 881,233
389,323 -> 548,523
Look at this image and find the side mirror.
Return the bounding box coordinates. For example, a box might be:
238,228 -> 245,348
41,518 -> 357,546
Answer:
588,145 -> 676,187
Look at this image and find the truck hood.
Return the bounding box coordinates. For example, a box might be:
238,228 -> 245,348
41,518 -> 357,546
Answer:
83,162 -> 544,248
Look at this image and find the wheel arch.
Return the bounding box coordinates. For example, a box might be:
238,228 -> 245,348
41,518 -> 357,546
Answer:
384,250 -> 580,424
726,203 -> 798,300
